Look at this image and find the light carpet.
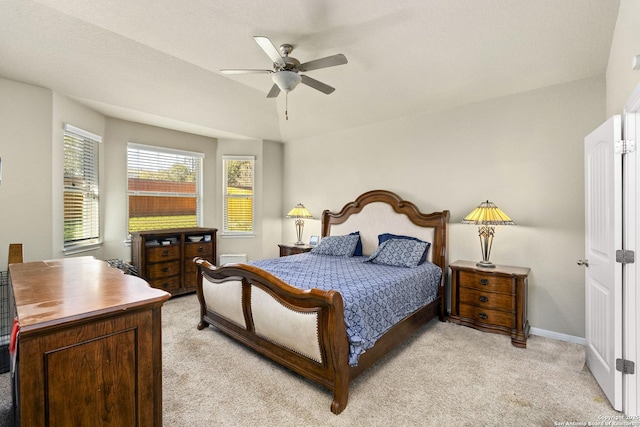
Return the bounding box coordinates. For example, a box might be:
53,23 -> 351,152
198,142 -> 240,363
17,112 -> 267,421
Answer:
0,293 -> 620,426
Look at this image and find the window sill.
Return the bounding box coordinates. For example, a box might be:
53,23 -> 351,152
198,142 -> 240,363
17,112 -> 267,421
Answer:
220,233 -> 256,239
63,242 -> 102,256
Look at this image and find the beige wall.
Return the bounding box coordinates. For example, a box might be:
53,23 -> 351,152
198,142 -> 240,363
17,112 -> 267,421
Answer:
0,79 -> 54,267
102,118 -> 218,262
0,79 -> 279,270
216,138 -> 283,262
51,92 -> 107,260
607,0 -> 640,115
283,76 -> 606,338
1,0 -> 635,338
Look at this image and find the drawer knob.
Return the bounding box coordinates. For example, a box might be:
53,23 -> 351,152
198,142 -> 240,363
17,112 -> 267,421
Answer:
478,312 -> 488,320
162,250 -> 169,257
162,283 -> 169,289
479,279 -> 489,286
479,295 -> 489,303
162,267 -> 169,273
197,247 -> 204,253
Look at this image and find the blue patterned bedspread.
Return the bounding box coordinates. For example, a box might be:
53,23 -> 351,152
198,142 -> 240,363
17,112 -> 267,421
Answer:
249,253 -> 442,366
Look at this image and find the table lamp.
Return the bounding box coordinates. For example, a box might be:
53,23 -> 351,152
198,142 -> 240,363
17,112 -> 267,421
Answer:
461,200 -> 515,268
286,203 -> 313,245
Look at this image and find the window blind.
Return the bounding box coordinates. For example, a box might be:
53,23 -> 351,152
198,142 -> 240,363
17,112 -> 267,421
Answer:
127,143 -> 203,233
63,124 -> 101,249
223,156 -> 254,234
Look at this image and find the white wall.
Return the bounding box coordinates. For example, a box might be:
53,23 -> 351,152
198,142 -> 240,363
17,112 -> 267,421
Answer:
283,76 -> 606,337
607,0 -> 640,116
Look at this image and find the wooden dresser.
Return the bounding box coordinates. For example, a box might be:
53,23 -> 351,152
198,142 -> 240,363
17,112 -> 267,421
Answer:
131,227 -> 217,295
448,260 -> 530,348
9,257 -> 170,426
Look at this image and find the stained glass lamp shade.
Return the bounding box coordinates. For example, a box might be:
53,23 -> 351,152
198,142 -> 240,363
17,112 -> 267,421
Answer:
461,201 -> 515,268
286,203 -> 313,245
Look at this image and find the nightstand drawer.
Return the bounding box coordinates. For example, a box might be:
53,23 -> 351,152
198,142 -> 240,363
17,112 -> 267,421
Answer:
459,287 -> 514,312
458,304 -> 513,329
279,244 -> 313,257
458,270 -> 513,294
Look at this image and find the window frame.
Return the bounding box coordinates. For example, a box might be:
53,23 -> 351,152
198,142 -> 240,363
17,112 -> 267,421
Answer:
63,124 -> 102,252
222,155 -> 255,236
126,142 -> 204,237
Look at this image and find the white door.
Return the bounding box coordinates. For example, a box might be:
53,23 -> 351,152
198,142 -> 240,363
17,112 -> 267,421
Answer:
584,115 -> 623,411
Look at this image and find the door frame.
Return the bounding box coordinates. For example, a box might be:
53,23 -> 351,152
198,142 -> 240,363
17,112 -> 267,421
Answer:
622,85 -> 640,415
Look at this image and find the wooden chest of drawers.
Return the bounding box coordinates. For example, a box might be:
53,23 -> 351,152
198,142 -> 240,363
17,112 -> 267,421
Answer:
448,260 -> 530,348
131,227 -> 217,295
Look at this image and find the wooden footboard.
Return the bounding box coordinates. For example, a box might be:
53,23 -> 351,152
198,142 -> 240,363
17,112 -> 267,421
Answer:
195,257 -> 444,414
194,258 -> 351,414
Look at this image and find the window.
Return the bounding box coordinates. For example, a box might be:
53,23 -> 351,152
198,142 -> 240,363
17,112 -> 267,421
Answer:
223,156 -> 254,234
127,143 -> 203,234
63,124 -> 101,250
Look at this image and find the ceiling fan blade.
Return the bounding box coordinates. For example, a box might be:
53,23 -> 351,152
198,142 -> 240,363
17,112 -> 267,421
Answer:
266,84 -> 281,98
220,69 -> 272,75
300,75 -> 335,94
299,54 -> 348,72
253,36 -> 285,67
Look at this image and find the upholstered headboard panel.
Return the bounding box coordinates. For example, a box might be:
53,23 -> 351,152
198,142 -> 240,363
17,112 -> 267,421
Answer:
329,202 -> 435,261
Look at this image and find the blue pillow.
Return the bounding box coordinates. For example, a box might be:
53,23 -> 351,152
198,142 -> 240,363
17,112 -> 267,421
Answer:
310,234 -> 359,257
365,238 -> 430,268
378,233 -> 431,265
350,231 -> 363,256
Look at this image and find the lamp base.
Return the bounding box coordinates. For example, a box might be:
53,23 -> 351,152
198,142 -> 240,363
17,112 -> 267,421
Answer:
294,241 -> 305,246
476,260 -> 496,268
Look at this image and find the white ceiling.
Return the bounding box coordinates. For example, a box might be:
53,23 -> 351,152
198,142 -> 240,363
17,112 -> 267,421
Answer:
0,0 -> 620,142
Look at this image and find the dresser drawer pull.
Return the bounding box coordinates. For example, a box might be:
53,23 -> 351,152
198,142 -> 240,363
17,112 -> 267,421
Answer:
162,283 -> 169,289
479,279 -> 489,286
162,267 -> 169,273
479,295 -> 489,303
478,312 -> 488,320
162,250 -> 169,257
197,247 -> 204,253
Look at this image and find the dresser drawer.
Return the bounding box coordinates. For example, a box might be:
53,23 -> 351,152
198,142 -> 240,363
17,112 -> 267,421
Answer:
146,245 -> 180,262
146,260 -> 180,279
184,242 -> 213,258
459,287 -> 514,312
458,304 -> 514,329
458,270 -> 514,294
147,275 -> 181,293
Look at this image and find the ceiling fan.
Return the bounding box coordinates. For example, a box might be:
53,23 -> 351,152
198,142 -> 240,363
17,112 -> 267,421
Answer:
221,36 -> 348,99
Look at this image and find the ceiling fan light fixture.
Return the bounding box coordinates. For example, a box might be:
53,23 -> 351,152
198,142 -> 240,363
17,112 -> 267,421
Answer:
272,70 -> 302,92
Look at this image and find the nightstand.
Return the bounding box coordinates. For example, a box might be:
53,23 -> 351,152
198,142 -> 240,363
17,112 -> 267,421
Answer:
448,260 -> 530,348
278,243 -> 313,257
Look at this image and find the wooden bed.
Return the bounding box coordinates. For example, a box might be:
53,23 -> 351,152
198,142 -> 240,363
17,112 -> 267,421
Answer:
194,189 -> 449,414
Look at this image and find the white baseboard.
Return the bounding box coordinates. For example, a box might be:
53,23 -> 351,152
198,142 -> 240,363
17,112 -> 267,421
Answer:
530,327 -> 585,346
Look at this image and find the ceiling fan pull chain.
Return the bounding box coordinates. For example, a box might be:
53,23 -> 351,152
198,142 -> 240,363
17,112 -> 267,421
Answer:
285,92 -> 289,120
